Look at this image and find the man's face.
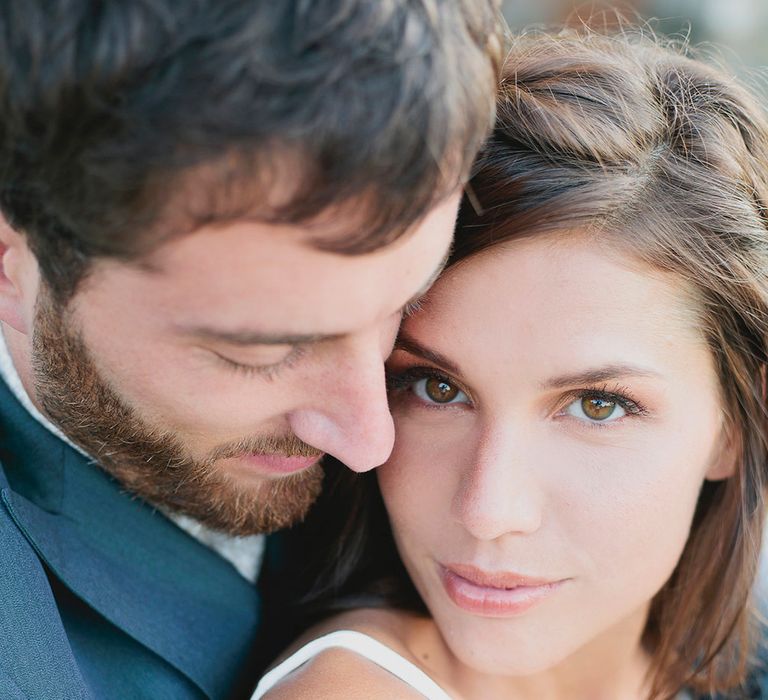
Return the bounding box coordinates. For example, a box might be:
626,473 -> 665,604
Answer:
14,194 -> 458,535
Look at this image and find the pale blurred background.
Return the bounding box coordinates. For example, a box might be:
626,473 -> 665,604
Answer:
501,0 -> 768,72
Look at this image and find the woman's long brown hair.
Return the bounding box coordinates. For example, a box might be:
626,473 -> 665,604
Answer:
298,27 -> 768,700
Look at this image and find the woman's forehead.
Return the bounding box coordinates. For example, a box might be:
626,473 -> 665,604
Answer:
405,235 -> 716,385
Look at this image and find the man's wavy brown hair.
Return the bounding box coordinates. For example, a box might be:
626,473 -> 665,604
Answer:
0,0 -> 504,302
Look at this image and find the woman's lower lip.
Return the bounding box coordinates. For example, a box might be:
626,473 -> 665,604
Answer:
441,568 -> 564,617
238,453 -> 320,475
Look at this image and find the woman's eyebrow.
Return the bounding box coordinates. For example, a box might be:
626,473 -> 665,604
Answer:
393,332 -> 462,376
540,365 -> 662,389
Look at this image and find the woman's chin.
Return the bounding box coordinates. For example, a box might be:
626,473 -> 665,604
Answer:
438,620 -> 577,677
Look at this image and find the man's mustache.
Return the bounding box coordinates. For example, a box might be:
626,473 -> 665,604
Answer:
207,434 -> 322,462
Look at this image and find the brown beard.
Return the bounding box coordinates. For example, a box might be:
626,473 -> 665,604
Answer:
30,288 -> 323,536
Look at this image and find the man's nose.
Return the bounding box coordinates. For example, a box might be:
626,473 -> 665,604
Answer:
452,427 -> 544,541
287,333 -> 396,472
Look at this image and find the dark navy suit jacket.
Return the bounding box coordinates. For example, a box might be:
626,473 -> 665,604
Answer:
0,378 -> 265,699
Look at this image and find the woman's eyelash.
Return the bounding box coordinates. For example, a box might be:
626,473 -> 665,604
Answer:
388,372 -> 648,420
563,384 -> 650,418
387,366 -> 457,392
386,365 -> 472,405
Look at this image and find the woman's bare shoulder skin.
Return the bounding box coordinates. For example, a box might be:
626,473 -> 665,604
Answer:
260,645 -> 426,699
260,608 -> 451,700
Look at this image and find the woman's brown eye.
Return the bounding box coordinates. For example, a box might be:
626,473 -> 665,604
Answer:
581,396 -> 617,421
409,375 -> 469,406
425,377 -> 459,403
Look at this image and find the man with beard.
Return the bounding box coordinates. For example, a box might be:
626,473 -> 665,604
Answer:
0,1 -> 502,698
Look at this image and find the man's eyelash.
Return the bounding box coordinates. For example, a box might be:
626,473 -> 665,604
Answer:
215,346 -> 307,380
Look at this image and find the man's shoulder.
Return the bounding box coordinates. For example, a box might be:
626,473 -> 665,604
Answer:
0,470 -> 91,699
0,466 -> 51,600
0,669 -> 27,700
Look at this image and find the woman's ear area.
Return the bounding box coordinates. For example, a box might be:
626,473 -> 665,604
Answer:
705,419 -> 741,482
0,215 -> 39,334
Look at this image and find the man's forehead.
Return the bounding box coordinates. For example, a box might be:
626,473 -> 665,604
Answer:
145,153 -> 422,263
128,190 -> 456,284
78,190 -> 456,340
173,244 -> 451,346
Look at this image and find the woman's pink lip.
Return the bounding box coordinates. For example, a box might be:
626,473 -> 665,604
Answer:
237,452 -> 321,475
441,563 -> 567,617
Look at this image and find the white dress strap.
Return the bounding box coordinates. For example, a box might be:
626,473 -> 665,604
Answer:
251,629 -> 454,699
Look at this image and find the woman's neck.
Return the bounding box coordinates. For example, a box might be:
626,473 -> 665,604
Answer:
429,605 -> 653,700
315,605 -> 655,700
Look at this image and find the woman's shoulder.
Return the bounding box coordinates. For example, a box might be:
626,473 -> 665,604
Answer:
257,608 -> 450,700
259,643 -> 426,699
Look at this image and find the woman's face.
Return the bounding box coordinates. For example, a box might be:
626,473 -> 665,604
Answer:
379,236 -> 732,676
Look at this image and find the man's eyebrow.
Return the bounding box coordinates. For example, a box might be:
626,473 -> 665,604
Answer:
178,326 -> 340,346
540,364 -> 662,389
179,249 -> 452,347
402,246 -> 452,312
393,332 -> 462,376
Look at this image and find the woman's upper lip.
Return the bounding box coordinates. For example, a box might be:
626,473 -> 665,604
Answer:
443,563 -> 562,588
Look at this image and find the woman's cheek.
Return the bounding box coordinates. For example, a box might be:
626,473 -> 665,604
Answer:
378,424 -> 442,505
378,418 -> 468,529
565,443 -> 706,598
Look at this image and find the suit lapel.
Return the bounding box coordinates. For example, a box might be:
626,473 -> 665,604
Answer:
0,468 -> 92,700
0,381 -> 262,699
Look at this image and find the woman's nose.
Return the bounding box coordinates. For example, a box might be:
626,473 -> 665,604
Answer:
452,431 -> 544,541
